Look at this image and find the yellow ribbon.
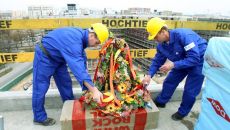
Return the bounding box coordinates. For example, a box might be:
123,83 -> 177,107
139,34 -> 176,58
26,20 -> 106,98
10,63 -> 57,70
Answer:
102,92 -> 114,103
114,49 -> 122,64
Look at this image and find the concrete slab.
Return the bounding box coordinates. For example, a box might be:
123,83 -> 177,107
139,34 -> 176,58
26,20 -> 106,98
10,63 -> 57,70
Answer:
0,80 -> 204,112
0,109 -> 61,130
0,100 -> 201,130
0,63 -> 33,88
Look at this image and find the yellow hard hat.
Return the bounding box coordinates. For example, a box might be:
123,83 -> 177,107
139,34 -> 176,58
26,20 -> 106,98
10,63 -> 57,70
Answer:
146,17 -> 167,40
91,23 -> 109,44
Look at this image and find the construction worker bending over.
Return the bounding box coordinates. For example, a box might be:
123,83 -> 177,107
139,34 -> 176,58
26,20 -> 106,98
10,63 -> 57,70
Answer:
142,18 -> 207,121
32,23 -> 109,126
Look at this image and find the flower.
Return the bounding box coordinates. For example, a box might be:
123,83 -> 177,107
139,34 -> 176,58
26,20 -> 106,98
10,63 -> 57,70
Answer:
115,72 -> 121,78
125,95 -> 135,104
117,83 -> 127,93
105,103 -> 117,113
84,92 -> 93,103
137,89 -> 144,96
117,56 -> 123,62
117,39 -> 126,48
124,81 -> 131,90
121,111 -> 131,117
123,60 -> 129,64
136,79 -> 141,84
125,76 -> 131,81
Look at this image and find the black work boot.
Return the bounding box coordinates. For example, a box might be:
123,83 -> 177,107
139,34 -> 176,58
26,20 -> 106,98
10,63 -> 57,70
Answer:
171,112 -> 185,121
34,117 -> 56,126
154,99 -> 166,108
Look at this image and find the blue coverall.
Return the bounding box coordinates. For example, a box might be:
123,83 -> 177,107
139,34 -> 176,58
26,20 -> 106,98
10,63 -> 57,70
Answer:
32,27 -> 94,122
148,28 -> 207,116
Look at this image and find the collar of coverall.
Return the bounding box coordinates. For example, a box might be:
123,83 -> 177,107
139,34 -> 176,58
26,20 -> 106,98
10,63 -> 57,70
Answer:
168,30 -> 175,44
83,29 -> 89,49
161,30 -> 174,46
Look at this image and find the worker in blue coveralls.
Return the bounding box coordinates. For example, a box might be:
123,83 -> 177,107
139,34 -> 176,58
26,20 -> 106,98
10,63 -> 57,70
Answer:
32,23 -> 109,126
142,18 -> 207,121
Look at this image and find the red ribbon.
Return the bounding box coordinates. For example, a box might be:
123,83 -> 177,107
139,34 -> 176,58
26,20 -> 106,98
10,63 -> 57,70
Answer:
72,100 -> 86,130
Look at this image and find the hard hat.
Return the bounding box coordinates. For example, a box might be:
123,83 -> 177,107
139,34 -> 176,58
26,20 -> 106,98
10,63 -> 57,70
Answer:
146,17 -> 167,40
90,23 -> 109,44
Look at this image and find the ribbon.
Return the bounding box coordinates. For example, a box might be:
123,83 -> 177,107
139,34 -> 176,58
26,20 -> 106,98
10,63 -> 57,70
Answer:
102,92 -> 114,103
114,49 -> 122,64
109,50 -> 121,107
126,47 -> 136,79
94,38 -> 113,82
100,38 -> 113,55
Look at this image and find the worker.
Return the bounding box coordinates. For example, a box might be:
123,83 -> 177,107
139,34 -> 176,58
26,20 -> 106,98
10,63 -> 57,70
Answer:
142,18 -> 207,121
32,23 -> 109,126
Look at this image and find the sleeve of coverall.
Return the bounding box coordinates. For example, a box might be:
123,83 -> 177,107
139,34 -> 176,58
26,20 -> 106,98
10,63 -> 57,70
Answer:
62,43 -> 94,91
82,50 -> 87,69
148,48 -> 167,77
174,34 -> 200,69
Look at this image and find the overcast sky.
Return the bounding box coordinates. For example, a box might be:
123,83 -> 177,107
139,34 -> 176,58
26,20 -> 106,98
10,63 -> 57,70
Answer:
1,0 -> 230,16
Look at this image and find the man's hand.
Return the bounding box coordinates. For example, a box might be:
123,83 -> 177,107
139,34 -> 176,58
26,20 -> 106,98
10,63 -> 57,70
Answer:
160,61 -> 174,72
142,75 -> 151,86
91,87 -> 103,104
84,81 -> 103,104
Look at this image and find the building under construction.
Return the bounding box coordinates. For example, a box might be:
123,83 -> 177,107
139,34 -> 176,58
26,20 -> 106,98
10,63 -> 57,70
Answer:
0,15 -> 230,130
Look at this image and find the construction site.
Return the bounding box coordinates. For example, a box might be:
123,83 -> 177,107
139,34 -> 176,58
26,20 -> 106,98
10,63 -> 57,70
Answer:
0,1 -> 230,130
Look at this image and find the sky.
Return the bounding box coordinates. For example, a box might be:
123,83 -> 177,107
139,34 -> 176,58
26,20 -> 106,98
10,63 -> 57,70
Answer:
0,0 -> 230,16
